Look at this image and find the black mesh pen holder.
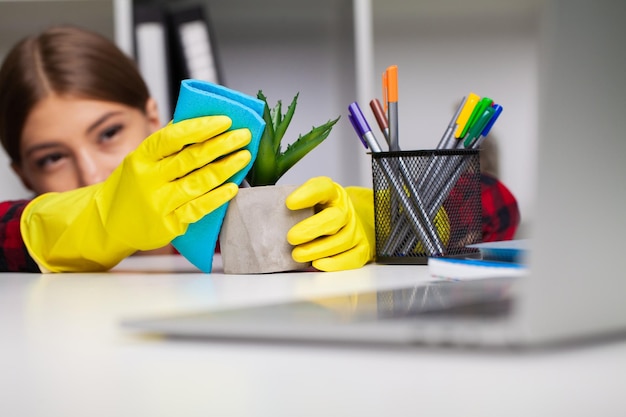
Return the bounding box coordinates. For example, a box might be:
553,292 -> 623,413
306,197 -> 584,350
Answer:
371,149 -> 482,264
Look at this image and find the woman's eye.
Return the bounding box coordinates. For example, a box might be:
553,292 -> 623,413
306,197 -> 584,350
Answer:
99,124 -> 123,142
35,153 -> 64,169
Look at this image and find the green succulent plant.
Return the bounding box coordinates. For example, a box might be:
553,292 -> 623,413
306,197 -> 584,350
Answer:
245,91 -> 340,187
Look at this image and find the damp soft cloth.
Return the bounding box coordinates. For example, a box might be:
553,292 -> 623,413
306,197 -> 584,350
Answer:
171,80 -> 266,272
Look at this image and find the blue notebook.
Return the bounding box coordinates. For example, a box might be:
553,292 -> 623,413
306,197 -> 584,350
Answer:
429,239 -> 529,281
428,256 -> 527,281
467,239 -> 529,263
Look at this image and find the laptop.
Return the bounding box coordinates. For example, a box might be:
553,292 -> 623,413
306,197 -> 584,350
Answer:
121,1 -> 626,348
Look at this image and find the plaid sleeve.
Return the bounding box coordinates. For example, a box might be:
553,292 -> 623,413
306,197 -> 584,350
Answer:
0,200 -> 40,272
481,173 -> 521,242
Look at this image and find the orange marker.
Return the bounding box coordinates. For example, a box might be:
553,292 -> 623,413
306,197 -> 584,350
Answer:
385,65 -> 399,151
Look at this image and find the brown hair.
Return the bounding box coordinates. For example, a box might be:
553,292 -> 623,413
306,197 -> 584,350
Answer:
0,25 -> 150,165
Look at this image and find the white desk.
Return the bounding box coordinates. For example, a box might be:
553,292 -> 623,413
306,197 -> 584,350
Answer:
1,255 -> 625,417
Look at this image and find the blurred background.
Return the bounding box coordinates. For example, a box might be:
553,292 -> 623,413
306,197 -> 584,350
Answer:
0,0 -> 541,238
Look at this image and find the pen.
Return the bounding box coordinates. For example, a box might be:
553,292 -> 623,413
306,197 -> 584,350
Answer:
348,102 -> 444,256
384,66 -> 401,236
418,95 -> 471,202
348,103 -> 382,152
348,113 -> 369,150
453,92 -> 480,139
426,105 -> 502,217
369,98 -> 390,145
457,96 -> 493,141
385,65 -> 400,151
469,104 -> 503,149
419,95 -> 470,202
425,108 -> 495,209
424,106 -> 496,210
462,105 -> 497,149
437,96 -> 467,149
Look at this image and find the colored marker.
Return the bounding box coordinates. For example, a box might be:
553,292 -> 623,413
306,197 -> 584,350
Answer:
438,96 -> 467,149
369,98 -> 390,145
453,92 -> 480,138
469,104 -> 503,149
458,96 -> 493,140
385,65 -> 400,151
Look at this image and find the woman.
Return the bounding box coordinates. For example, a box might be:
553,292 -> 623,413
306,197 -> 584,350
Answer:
0,26 -> 375,273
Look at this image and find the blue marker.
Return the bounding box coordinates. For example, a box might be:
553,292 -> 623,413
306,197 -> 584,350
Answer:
469,104 -> 503,149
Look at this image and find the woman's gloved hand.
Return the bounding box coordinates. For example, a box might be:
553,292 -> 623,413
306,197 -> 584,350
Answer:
285,176 -> 375,272
21,115 -> 251,272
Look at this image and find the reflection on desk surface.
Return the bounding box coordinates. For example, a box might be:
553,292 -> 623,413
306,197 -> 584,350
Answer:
121,276 -> 518,344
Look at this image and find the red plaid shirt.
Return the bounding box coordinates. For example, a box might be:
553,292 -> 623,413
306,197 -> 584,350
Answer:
480,173 -> 520,242
0,200 -> 40,272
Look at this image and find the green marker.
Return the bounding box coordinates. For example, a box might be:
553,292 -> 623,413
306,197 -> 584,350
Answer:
459,96 -> 493,139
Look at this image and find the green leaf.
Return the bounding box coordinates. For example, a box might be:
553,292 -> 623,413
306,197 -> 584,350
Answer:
248,90 -> 340,186
247,91 -> 278,186
270,100 -> 282,134
273,93 -> 298,153
247,122 -> 277,186
275,116 -> 340,182
256,91 -> 275,143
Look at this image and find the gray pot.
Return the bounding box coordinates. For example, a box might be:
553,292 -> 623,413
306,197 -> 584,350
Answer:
219,185 -> 314,274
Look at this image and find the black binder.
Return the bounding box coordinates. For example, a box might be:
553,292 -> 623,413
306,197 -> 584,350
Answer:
167,3 -> 223,90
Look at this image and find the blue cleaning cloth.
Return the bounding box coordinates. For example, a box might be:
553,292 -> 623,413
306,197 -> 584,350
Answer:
171,80 -> 266,272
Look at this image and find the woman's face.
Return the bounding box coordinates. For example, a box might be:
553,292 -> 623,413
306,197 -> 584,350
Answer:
13,94 -> 160,195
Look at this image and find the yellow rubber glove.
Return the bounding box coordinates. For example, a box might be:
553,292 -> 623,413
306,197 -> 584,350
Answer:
21,115 -> 251,273
286,176 -> 375,272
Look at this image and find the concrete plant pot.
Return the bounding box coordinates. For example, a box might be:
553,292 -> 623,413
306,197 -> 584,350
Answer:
219,185 -> 314,274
